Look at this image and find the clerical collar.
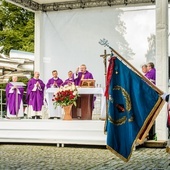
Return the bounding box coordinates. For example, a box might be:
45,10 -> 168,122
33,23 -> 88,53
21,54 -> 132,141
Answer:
53,77 -> 58,80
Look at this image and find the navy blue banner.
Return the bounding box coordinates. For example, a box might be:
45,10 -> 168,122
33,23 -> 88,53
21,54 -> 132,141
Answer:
106,57 -> 162,162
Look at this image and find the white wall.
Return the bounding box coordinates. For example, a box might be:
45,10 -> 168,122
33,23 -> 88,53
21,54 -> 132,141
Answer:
40,7 -> 116,86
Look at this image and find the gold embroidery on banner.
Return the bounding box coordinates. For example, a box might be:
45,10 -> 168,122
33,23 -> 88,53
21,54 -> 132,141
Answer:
108,85 -> 133,126
113,85 -> 131,111
128,116 -> 134,122
108,115 -> 127,125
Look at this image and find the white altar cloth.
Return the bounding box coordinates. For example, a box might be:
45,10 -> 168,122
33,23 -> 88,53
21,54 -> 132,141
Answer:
45,87 -> 106,119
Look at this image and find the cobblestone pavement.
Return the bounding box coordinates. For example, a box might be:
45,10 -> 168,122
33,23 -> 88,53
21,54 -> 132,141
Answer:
0,144 -> 169,170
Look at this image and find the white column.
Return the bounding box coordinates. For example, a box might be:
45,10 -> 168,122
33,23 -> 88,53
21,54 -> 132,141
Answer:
155,0 -> 169,140
34,11 -> 44,78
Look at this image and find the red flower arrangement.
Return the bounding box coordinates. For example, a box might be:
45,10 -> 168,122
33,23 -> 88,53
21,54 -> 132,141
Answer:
52,84 -> 79,107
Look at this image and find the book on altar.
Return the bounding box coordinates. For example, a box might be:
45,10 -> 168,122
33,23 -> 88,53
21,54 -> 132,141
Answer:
10,82 -> 26,88
80,79 -> 95,88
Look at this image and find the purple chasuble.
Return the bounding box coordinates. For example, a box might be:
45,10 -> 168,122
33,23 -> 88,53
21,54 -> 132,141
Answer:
75,70 -> 93,86
145,68 -> 156,84
46,77 -> 63,88
26,78 -> 45,111
6,82 -> 24,115
62,74 -> 75,86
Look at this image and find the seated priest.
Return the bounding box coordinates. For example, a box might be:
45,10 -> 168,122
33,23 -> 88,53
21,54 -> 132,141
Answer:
46,70 -> 63,119
62,71 -> 75,86
73,64 -> 94,120
5,76 -> 24,119
26,71 -> 45,119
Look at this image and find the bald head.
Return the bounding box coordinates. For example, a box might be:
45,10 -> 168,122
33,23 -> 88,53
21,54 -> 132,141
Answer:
80,64 -> 87,73
34,71 -> 40,79
12,75 -> 18,82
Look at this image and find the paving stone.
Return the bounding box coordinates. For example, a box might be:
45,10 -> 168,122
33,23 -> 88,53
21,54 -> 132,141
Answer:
0,144 -> 169,169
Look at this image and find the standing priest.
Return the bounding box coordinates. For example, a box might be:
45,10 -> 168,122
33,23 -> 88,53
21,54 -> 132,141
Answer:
6,76 -> 24,119
46,70 -> 63,119
73,64 -> 94,120
74,64 -> 93,86
26,71 -> 45,119
46,70 -> 63,88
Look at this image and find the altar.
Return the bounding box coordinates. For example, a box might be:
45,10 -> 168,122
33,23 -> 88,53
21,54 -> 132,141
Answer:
45,87 -> 106,119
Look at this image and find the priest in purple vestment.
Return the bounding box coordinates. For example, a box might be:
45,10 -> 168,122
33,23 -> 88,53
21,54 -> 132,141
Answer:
74,64 -> 93,86
145,62 -> 156,139
26,71 -> 45,119
46,70 -> 63,89
62,71 -> 75,86
145,62 -> 156,84
141,64 -> 148,75
46,70 -> 63,119
73,64 -> 95,120
6,76 -> 24,118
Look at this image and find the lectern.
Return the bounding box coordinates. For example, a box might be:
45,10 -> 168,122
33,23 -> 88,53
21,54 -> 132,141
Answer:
72,80 -> 95,120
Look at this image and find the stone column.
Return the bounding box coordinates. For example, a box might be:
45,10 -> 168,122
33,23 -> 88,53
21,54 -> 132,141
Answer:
155,0 -> 168,140
34,11 -> 44,78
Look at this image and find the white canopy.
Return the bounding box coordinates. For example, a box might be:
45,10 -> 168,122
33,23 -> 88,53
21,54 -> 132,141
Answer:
7,0 -> 155,12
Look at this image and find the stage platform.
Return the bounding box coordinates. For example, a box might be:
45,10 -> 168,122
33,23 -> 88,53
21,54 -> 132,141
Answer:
0,119 -> 106,146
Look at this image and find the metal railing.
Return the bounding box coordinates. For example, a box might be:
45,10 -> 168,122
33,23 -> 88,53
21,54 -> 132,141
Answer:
0,89 -> 6,119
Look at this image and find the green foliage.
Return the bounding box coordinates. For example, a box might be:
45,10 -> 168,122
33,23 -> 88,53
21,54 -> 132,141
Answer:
0,82 -> 6,89
0,0 -> 34,54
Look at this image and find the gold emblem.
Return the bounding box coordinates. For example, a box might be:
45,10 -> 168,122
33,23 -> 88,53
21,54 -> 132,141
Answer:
108,85 -> 133,125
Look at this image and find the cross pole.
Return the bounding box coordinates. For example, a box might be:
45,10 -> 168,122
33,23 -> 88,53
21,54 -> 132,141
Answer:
100,49 -> 110,121
100,49 -> 110,82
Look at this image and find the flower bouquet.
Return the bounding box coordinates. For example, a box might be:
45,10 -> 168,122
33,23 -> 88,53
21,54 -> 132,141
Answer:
52,83 -> 79,108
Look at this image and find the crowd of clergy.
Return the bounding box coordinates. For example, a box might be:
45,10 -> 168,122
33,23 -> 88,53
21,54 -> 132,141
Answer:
5,64 -> 94,119
5,62 -> 157,120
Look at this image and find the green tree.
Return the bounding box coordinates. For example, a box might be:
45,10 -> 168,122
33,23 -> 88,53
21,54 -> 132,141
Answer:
0,0 -> 34,54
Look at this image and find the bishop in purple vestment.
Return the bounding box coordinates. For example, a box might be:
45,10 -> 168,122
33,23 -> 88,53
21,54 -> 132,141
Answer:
46,70 -> 63,88
145,62 -> 156,84
26,72 -> 45,118
6,76 -> 24,117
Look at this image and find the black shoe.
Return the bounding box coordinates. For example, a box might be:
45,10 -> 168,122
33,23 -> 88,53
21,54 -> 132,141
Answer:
56,117 -> 61,119
36,116 -> 41,119
49,117 -> 54,119
32,116 -> 35,119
